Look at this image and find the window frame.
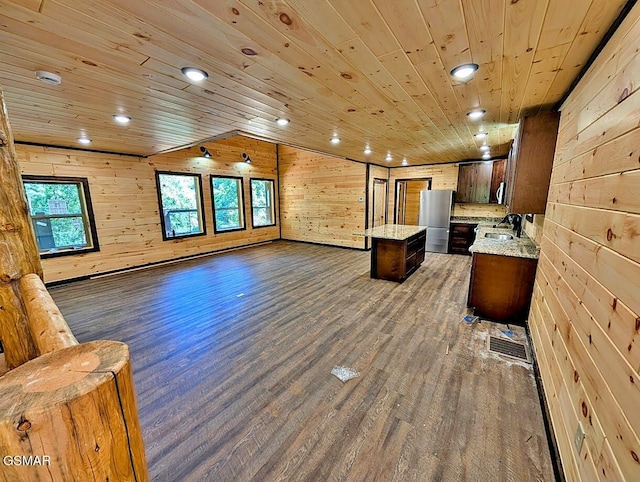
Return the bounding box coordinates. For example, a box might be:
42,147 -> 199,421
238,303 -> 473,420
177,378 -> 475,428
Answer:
249,178 -> 277,228
22,175 -> 100,258
211,175 -> 246,234
155,170 -> 207,241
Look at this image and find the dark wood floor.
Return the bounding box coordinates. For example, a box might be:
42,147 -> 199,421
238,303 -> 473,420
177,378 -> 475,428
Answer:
50,241 -> 554,481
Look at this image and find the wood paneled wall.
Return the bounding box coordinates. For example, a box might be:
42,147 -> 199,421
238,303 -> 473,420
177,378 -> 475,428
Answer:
451,203 -> 508,218
17,136 -> 279,283
387,164 -> 508,221
278,146 -> 366,248
387,164 -> 457,222
529,6 -> 640,480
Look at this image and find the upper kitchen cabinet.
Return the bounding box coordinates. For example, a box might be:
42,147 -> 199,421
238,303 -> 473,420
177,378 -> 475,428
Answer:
457,159 -> 506,204
504,112 -> 560,214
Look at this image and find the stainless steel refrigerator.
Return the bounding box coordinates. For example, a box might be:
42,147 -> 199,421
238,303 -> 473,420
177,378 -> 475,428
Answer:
418,189 -> 454,253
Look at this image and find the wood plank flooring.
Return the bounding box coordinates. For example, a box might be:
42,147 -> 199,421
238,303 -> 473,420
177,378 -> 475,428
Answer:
49,241 -> 554,481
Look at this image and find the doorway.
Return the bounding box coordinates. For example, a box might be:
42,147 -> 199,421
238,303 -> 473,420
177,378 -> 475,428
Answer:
394,178 -> 432,224
372,179 -> 388,228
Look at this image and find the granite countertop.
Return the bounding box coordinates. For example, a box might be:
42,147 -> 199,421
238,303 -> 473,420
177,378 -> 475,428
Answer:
361,224 -> 426,241
469,222 -> 540,259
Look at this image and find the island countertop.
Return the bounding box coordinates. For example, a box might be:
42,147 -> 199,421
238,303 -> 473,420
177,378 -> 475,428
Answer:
361,224 -> 426,241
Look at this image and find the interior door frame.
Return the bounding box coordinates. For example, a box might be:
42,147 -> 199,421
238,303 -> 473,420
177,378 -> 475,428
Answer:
393,177 -> 433,225
372,178 -> 388,228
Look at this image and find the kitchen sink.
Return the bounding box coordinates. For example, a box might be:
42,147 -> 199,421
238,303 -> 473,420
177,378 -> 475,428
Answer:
484,232 -> 514,240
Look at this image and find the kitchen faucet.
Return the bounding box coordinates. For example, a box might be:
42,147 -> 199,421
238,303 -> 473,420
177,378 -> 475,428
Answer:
493,213 -> 523,238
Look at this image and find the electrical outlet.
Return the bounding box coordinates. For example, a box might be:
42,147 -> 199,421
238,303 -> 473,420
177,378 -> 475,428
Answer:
574,422 -> 585,454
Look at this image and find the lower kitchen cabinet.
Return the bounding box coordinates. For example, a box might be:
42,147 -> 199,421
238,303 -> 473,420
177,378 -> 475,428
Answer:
449,223 -> 477,255
467,252 -> 537,323
371,229 -> 426,282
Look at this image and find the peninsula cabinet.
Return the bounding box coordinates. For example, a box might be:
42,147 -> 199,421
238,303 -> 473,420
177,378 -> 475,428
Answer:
505,112 -> 560,214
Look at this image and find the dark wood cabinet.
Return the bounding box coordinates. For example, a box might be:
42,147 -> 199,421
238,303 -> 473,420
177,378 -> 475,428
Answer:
448,223 -> 477,255
505,112 -> 560,214
371,230 -> 426,282
467,252 -> 538,323
457,159 -> 506,204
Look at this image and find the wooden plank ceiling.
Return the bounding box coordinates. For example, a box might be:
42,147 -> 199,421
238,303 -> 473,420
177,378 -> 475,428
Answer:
0,0 -> 626,166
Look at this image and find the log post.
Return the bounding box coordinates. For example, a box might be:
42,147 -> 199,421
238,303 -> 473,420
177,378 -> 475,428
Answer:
0,340 -> 149,481
0,87 -> 42,368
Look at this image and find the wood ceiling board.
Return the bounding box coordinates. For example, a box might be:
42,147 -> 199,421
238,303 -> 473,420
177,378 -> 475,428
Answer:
0,0 -> 628,164
327,0 -> 402,58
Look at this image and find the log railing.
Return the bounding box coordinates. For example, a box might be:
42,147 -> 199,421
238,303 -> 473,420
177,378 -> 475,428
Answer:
0,87 -> 149,481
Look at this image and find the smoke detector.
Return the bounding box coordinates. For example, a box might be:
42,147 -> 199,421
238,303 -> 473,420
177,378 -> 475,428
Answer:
35,71 -> 62,85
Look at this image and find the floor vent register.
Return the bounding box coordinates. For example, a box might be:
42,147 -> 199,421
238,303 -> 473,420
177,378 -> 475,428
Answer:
488,336 -> 529,362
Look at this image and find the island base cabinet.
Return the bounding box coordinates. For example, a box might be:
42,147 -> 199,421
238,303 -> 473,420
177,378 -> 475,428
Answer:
467,253 -> 537,323
371,231 -> 426,282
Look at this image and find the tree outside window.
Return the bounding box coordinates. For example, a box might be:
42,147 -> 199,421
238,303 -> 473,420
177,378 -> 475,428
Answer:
22,176 -> 99,257
156,172 -> 206,239
212,176 -> 245,232
250,178 -> 276,228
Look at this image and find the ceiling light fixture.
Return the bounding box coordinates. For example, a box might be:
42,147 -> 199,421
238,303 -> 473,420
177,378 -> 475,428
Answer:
482,152 -> 491,160
450,63 -> 478,80
200,146 -> 212,158
480,145 -> 490,151
330,136 -> 340,145
276,118 -> 289,126
402,158 -> 408,166
77,137 -> 91,145
474,132 -> 488,139
363,146 -> 372,155
467,109 -> 485,120
385,153 -> 392,162
35,70 -> 62,85
112,114 -> 131,124
242,152 -> 252,163
181,67 -> 208,82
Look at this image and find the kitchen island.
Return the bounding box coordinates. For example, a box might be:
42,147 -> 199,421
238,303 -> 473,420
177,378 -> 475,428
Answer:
362,224 -> 427,282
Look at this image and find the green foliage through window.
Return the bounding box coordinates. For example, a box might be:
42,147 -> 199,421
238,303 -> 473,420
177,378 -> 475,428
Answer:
157,172 -> 205,238
23,176 -> 99,257
250,179 -> 275,227
212,176 -> 244,232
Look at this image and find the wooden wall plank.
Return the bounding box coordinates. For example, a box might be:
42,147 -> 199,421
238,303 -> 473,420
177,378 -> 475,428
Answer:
529,6 -> 640,479
278,145 -> 366,248
17,136 -> 279,283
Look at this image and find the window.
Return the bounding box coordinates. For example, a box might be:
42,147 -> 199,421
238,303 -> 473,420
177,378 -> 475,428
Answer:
22,175 -> 99,257
211,176 -> 245,233
156,171 -> 206,240
250,178 -> 276,228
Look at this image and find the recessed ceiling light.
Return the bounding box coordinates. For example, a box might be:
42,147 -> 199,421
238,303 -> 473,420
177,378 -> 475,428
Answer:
474,132 -> 488,139
181,67 -> 208,82
276,117 -> 289,126
77,137 -> 91,145
35,70 -> 62,85
385,153 -> 392,162
451,63 -> 479,80
363,146 -> 372,155
467,109 -> 485,120
480,145 -> 490,151
112,114 -> 131,124
482,152 -> 491,160
330,137 -> 340,145
402,158 -> 408,166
